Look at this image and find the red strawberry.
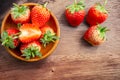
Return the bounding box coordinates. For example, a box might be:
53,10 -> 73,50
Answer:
11,3 -> 30,24
31,3 -> 50,28
40,25 -> 59,47
86,0 -> 108,25
40,25 -> 54,37
20,41 -> 42,60
84,24 -> 108,46
19,23 -> 41,43
65,0 -> 85,27
1,28 -> 20,49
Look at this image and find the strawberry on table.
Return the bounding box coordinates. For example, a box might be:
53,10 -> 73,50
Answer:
40,25 -> 59,47
86,0 -> 108,25
31,3 -> 50,28
1,28 -> 20,49
19,23 -> 41,43
20,41 -> 42,60
65,0 -> 85,27
84,24 -> 108,46
11,3 -> 30,24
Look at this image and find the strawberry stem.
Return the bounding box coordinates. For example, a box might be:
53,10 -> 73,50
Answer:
17,23 -> 21,28
104,0 -> 107,6
13,3 -> 19,8
43,2 -> 48,8
74,0 -> 77,4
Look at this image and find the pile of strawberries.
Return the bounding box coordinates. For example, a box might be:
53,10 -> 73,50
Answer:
1,3 -> 58,60
65,0 -> 109,46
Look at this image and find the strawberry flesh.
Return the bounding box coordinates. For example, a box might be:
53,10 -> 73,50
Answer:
19,23 -> 41,43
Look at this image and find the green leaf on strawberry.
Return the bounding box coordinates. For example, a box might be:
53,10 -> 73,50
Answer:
40,30 -> 59,47
97,25 -> 108,39
11,3 -> 29,19
21,46 -> 42,60
95,3 -> 108,14
66,0 -> 85,13
1,31 -> 15,49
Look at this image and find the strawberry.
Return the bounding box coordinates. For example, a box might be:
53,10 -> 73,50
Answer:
31,3 -> 50,28
19,23 -> 41,43
65,0 -> 85,27
20,41 -> 42,60
84,24 -> 108,46
86,0 -> 108,25
1,28 -> 20,49
11,3 -> 30,24
40,25 -> 59,47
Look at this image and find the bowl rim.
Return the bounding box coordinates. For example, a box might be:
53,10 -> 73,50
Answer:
1,3 -> 60,62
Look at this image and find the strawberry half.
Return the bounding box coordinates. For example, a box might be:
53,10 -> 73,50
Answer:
86,0 -> 108,25
11,3 -> 30,24
1,28 -> 20,49
31,3 -> 50,28
20,41 -> 42,60
65,0 -> 85,27
84,24 -> 108,46
19,23 -> 41,43
40,25 -> 59,47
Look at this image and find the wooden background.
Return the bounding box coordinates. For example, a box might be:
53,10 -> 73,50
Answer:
0,0 -> 120,80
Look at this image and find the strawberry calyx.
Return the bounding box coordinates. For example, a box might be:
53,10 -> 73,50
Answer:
97,24 -> 109,40
21,46 -> 42,60
11,3 -> 29,18
1,31 -> 19,49
66,0 -> 85,13
40,30 -> 59,47
95,0 -> 108,14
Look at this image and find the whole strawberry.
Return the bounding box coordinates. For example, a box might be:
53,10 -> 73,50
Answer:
20,41 -> 42,60
40,25 -> 59,47
31,3 -> 50,28
86,0 -> 108,25
84,24 -> 108,46
11,3 -> 30,24
1,28 -> 20,49
65,0 -> 85,27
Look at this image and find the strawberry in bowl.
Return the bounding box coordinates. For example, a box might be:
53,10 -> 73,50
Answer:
11,3 -> 30,24
1,3 -> 60,62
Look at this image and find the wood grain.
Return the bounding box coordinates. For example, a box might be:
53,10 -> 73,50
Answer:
0,0 -> 120,80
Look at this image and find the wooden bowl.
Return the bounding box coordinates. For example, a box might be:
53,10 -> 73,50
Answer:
1,3 -> 60,62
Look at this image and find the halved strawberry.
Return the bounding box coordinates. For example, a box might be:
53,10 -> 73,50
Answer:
20,41 -> 42,60
31,3 -> 50,28
19,23 -> 41,43
40,25 -> 59,47
11,3 -> 30,24
1,28 -> 20,49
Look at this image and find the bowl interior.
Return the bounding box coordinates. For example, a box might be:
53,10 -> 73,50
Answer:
1,3 -> 60,62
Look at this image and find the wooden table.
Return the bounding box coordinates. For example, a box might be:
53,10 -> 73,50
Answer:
0,0 -> 120,80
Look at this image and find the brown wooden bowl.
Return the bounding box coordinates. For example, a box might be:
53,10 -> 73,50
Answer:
1,3 -> 60,62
